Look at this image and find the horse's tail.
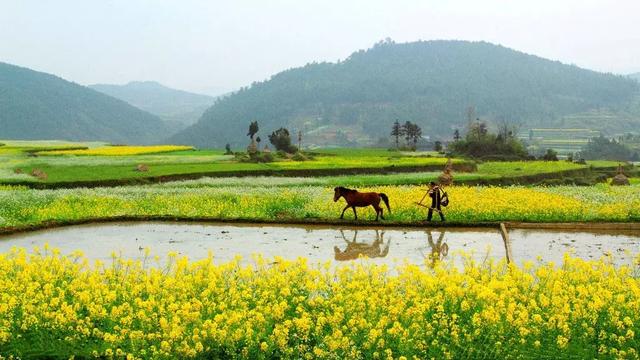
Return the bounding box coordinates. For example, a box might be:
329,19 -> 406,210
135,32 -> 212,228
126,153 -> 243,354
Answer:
379,193 -> 391,214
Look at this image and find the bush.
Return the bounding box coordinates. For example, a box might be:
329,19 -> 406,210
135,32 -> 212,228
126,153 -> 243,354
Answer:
236,152 -> 274,163
224,144 -> 233,155
580,135 -> 634,161
292,152 -> 308,161
448,121 -> 528,160
541,149 -> 558,161
246,152 -> 274,163
268,128 -> 298,153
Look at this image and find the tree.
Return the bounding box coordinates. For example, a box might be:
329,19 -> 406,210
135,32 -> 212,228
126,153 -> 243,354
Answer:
224,143 -> 232,155
269,128 -> 298,153
453,129 -> 460,141
434,141 -> 443,152
462,119 -> 490,142
447,120 -> 528,160
541,148 -> 558,161
391,120 -> 403,150
247,121 -> 259,140
402,121 -> 422,150
497,119 -> 517,144
256,136 -> 261,145
579,135 -> 634,161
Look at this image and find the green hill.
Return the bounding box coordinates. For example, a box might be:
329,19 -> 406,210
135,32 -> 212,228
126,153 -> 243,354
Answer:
170,40 -> 639,148
89,81 -> 215,126
0,62 -> 177,144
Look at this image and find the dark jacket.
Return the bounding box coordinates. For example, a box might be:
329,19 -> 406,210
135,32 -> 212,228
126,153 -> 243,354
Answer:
429,186 -> 442,208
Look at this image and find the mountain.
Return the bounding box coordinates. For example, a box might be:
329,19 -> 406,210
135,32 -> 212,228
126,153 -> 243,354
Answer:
630,73 -> 640,81
0,62 -> 177,144
170,40 -> 639,148
89,81 -> 215,126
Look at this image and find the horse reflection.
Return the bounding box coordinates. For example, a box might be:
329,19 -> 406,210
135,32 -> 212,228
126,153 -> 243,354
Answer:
334,230 -> 390,261
426,230 -> 448,268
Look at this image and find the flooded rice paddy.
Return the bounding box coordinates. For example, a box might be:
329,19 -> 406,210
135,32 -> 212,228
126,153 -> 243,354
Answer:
0,222 -> 638,268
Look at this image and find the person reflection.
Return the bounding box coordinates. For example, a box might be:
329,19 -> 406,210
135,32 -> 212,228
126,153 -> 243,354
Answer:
334,229 -> 390,261
426,230 -> 448,268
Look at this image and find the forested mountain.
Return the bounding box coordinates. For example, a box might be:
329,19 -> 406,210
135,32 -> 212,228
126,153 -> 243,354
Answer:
170,40 -> 639,148
0,62 -> 177,144
89,81 -> 215,126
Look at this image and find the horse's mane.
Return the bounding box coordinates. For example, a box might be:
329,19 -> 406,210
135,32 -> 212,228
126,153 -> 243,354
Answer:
335,186 -> 357,194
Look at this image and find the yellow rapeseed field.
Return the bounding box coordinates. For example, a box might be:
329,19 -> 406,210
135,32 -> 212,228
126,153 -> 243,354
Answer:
1,184 -> 636,229
42,145 -> 194,156
0,247 -> 638,358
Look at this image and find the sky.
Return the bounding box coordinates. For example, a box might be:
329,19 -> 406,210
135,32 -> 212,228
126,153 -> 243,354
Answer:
1,0 -> 639,95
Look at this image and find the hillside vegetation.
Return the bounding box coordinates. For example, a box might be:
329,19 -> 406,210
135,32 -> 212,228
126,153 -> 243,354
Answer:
0,62 -> 176,144
89,81 -> 215,126
170,40 -> 639,148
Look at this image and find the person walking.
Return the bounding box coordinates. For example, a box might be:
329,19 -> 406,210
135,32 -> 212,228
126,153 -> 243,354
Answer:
426,181 -> 446,222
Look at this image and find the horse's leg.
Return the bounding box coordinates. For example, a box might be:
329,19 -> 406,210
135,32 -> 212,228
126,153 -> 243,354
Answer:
377,203 -> 385,220
372,204 -> 380,221
340,205 -> 350,219
352,206 -> 357,220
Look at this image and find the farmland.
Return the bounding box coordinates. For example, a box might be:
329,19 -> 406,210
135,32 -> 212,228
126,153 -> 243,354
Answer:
0,182 -> 638,231
0,142 -> 637,359
0,249 -> 638,358
0,141 -> 620,187
0,142 -> 633,230
1,142 -> 472,185
3,10 -> 640,359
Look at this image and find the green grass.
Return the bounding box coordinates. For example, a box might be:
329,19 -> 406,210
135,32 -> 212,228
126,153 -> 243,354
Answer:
160,160 -> 610,189
0,141 -> 624,185
0,145 -> 464,184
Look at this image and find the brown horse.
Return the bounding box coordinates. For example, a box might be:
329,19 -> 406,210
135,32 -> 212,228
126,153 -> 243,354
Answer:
334,230 -> 390,261
333,186 -> 391,221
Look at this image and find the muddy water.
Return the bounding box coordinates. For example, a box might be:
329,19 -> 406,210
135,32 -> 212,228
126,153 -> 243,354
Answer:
0,222 -> 638,268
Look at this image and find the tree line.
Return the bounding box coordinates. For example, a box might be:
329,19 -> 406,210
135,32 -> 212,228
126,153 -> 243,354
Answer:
390,120 -> 422,150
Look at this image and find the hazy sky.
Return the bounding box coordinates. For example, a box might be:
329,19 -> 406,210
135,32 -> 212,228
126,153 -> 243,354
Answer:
1,0 -> 639,95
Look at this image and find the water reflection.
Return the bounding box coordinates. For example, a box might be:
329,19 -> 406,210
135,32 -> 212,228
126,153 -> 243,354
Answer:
334,230 -> 390,261
425,230 -> 449,268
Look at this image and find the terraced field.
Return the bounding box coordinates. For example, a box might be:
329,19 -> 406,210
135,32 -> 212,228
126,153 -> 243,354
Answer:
0,141 -> 637,359
0,142 -> 620,187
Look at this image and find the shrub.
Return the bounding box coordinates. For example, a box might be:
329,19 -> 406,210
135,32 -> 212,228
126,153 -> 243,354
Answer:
448,121 -> 527,160
238,152 -> 274,163
224,144 -> 233,155
268,128 -> 298,153
292,152 -> 308,161
541,149 -> 558,161
579,135 -> 634,161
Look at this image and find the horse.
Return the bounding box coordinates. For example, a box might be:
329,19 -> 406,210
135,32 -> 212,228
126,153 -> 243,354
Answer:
333,186 -> 391,221
334,229 -> 390,261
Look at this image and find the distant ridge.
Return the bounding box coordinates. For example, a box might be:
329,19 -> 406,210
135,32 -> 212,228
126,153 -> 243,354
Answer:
169,40 -> 639,148
0,62 -> 177,144
89,81 -> 215,126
